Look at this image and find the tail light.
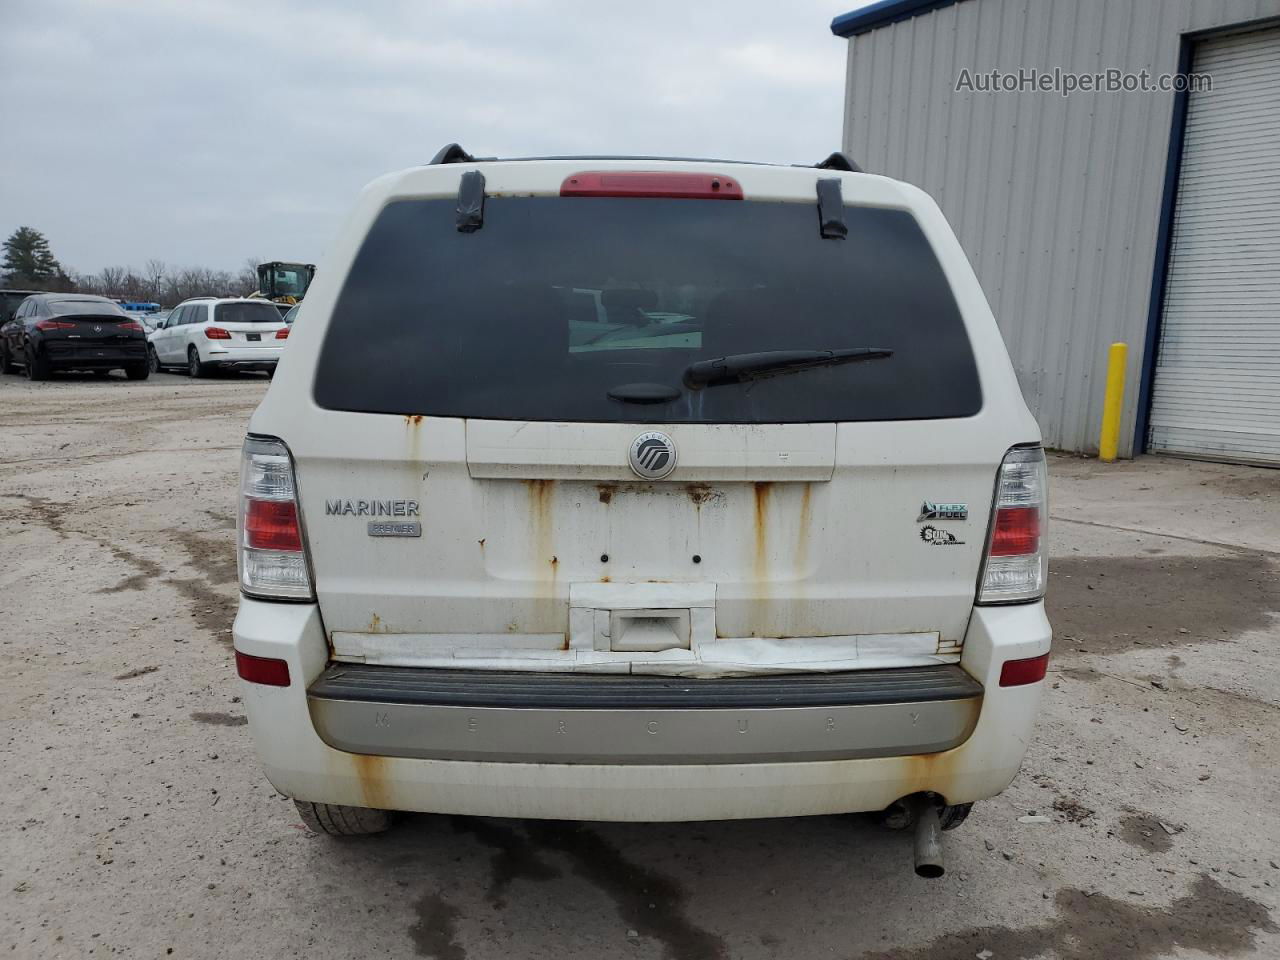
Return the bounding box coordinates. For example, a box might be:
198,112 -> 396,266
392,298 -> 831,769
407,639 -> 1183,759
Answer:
35,319 -> 76,330
238,436 -> 314,600
275,327 -> 290,339
977,446 -> 1047,604
119,320 -> 144,332
204,327 -> 232,340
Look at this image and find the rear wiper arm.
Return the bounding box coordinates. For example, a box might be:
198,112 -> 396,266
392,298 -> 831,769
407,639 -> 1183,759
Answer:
683,348 -> 893,389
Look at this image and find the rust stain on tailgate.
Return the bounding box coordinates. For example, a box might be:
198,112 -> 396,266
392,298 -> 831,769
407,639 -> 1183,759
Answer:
752,482 -> 771,580
686,483 -> 717,507
792,482 -> 816,631
404,414 -> 424,464
795,482 -> 813,570
749,482 -> 772,636
525,479 -> 562,636
525,479 -> 557,567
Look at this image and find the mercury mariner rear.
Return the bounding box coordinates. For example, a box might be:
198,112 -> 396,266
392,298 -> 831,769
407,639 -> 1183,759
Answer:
232,152 -> 1052,866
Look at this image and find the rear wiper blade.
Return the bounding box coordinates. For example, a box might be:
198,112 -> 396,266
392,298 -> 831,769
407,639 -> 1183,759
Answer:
683,348 -> 893,389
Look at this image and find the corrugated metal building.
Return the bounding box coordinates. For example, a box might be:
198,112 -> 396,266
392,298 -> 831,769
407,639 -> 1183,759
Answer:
832,0 -> 1280,462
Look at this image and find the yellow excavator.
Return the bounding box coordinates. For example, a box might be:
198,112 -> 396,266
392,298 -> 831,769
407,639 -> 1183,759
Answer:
250,261 -> 315,315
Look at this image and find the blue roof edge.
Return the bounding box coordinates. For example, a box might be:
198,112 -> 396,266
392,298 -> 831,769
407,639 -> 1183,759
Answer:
830,0 -> 967,38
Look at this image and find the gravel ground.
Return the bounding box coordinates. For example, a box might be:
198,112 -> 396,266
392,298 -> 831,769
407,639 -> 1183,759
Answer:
1,371 -> 1277,960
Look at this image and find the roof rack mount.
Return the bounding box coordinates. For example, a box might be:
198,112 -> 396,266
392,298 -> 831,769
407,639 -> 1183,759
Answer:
814,152 -> 862,173
430,143 -> 475,165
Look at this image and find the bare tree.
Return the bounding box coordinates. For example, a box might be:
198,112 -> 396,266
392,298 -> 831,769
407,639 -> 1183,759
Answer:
62,258 -> 262,306
97,266 -> 127,298
239,258 -> 261,297
144,259 -> 167,301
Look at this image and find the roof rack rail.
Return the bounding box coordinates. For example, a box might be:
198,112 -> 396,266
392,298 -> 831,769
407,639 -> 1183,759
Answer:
427,144 -> 865,172
814,151 -> 862,173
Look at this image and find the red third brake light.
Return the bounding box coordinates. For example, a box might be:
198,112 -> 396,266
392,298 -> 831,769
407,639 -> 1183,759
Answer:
561,172 -> 743,200
989,506 -> 1041,556
204,326 -> 232,340
244,498 -> 303,551
275,327 -> 290,339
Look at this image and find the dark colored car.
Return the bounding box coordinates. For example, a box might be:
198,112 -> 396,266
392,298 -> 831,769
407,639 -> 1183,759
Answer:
0,294 -> 149,381
0,288 -> 44,326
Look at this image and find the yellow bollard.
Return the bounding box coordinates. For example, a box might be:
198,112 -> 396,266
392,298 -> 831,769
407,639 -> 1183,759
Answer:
1099,342 -> 1128,462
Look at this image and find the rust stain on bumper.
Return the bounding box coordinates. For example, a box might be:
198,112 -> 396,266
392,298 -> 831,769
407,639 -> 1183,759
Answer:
351,752 -> 392,811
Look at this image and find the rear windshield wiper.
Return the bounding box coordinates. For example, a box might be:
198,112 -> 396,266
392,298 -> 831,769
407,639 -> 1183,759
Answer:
683,348 -> 893,389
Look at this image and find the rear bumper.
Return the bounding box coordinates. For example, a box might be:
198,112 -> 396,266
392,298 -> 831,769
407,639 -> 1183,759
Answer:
202,345 -> 281,370
234,600 -> 1050,821
210,358 -> 277,371
46,342 -> 146,368
307,664 -> 983,764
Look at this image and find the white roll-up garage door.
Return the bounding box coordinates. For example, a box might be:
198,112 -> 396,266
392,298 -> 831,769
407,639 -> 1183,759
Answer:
1148,27 -> 1280,464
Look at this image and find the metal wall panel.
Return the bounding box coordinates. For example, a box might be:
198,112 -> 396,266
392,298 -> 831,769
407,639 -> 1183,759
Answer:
839,0 -> 1280,455
1147,26 -> 1280,462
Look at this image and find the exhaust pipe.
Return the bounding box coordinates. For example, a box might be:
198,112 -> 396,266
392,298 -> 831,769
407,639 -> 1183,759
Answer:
910,795 -> 945,878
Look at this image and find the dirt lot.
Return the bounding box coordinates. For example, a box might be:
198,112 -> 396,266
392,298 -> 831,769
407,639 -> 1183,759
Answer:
2,371 -> 1278,960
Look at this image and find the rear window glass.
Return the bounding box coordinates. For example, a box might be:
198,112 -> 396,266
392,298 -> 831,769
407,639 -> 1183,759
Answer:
1,293 -> 34,322
264,266 -> 310,299
50,299 -> 126,316
215,302 -> 283,324
314,196 -> 981,423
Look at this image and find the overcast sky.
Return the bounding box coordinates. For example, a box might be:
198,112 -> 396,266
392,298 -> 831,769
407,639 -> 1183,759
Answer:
0,0 -> 868,276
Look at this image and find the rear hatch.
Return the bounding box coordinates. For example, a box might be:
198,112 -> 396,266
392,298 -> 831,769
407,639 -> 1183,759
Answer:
41,303 -> 144,360
211,301 -> 285,347
290,172 -> 1009,676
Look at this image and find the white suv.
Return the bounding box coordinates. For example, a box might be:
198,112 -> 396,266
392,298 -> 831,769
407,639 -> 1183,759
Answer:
232,150 -> 1051,875
148,297 -> 288,377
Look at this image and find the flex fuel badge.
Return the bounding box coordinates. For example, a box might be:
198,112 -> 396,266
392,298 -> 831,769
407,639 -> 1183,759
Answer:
920,525 -> 964,546
918,500 -> 968,521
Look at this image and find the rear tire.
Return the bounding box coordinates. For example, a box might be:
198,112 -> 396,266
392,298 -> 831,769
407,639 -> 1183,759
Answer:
294,800 -> 394,837
125,363 -> 150,381
25,345 -> 51,381
940,802 -> 973,831
188,347 -> 208,378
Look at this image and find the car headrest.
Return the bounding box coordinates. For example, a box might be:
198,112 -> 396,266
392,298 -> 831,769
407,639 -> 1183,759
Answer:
601,288 -> 658,325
